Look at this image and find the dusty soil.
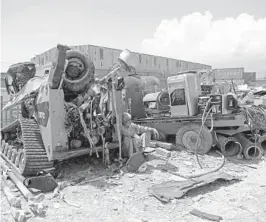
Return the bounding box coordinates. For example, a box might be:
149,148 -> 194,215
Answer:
1,149 -> 266,222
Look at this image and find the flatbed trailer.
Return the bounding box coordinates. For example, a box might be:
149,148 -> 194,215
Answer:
134,112 -> 248,135
134,112 -> 250,154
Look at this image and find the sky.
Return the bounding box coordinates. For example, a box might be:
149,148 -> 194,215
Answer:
1,0 -> 266,78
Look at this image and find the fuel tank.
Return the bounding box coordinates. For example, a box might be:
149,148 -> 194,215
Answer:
140,76 -> 160,94
123,74 -> 161,119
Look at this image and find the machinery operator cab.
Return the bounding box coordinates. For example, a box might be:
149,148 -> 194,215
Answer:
167,73 -> 201,117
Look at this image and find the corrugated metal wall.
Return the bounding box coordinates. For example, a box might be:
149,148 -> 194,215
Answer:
31,44 -> 211,88
243,72 -> 256,84
213,68 -> 244,80
215,79 -> 245,85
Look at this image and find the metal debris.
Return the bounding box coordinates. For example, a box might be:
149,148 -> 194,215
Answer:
190,208 -> 223,221
150,172 -> 241,202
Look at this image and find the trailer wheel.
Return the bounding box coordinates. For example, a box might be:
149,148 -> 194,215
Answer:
176,123 -> 213,154
63,50 -> 95,93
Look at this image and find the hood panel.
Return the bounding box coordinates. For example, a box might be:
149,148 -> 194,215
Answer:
2,76 -> 48,111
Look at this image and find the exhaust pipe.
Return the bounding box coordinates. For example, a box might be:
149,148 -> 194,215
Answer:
258,135 -> 266,155
216,134 -> 242,157
235,134 -> 263,160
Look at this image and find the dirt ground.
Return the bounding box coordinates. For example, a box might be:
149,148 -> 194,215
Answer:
1,149 -> 266,222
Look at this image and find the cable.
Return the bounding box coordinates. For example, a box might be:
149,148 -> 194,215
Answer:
201,98 -> 212,123
209,113 -> 214,132
190,151 -> 225,178
242,106 -> 266,158
195,98 -> 212,169
244,106 -> 266,131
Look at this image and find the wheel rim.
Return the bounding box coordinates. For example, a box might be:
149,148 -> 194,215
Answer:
182,131 -> 201,151
18,152 -> 26,172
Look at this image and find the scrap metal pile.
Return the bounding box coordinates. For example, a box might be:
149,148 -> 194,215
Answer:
0,44 -> 136,221
1,45 -> 133,176
63,81 -> 116,157
214,105 -> 266,160
1,44 -> 266,222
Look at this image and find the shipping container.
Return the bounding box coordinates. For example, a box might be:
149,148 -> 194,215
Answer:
213,67 -> 244,80
243,72 -> 256,84
215,79 -> 245,86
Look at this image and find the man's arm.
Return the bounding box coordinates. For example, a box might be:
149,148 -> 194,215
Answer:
131,123 -> 160,140
131,123 -> 151,135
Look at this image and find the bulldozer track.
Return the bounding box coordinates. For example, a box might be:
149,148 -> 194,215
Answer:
1,118 -> 53,176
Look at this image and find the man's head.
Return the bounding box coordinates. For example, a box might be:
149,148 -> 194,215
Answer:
122,112 -> 132,128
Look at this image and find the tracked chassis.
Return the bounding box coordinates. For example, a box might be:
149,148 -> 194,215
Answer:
1,118 -> 54,176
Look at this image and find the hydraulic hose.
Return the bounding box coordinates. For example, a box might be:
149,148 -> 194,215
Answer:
195,98 -> 212,169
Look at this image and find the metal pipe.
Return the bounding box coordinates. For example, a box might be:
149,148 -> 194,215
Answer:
1,152 -> 46,216
258,136 -> 266,155
235,134 -> 263,160
0,160 -> 33,200
112,80 -> 122,161
216,134 -> 242,157
1,152 -> 25,182
99,66 -> 120,83
1,177 -> 25,222
1,177 -> 22,209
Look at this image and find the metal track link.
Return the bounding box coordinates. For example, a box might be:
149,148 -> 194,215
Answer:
1,118 -> 54,176
19,118 -> 54,176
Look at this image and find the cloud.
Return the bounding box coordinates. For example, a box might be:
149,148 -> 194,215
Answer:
142,11 -> 266,76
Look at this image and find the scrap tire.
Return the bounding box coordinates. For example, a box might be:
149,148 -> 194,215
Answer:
63,50 -> 95,93
176,123 -> 213,154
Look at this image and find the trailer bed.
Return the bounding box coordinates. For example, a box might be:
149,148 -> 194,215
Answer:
134,112 -> 247,135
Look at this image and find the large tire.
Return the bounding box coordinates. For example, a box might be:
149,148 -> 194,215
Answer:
63,50 -> 95,93
176,123 -> 213,154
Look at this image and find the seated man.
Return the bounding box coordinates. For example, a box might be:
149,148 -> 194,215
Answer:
121,112 -> 159,158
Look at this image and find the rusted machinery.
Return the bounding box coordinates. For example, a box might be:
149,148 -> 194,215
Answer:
134,71 -> 266,158
1,44 -> 137,176
143,91 -> 170,117
122,75 -> 161,119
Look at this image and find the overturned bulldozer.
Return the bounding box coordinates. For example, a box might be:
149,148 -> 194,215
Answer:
1,44 -> 137,176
